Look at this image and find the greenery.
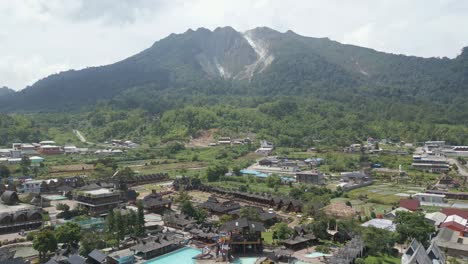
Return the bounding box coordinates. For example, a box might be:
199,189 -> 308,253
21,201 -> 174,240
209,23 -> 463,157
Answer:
272,222 -> 294,240
394,211 -> 435,247
33,228 -> 57,259
55,222 -> 81,250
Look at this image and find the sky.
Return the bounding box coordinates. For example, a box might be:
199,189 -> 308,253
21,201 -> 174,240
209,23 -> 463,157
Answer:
1,0 -> 467,90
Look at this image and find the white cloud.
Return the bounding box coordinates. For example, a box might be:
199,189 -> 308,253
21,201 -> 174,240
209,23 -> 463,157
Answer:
0,0 -> 467,90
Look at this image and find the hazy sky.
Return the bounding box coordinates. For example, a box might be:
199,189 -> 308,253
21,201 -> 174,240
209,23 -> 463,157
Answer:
1,0 -> 467,90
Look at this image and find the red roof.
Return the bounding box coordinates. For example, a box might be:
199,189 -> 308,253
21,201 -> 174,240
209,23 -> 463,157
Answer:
441,208 -> 468,219
399,199 -> 421,211
440,221 -> 466,233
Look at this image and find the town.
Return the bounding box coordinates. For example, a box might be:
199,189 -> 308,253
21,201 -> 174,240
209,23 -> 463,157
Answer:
0,136 -> 467,264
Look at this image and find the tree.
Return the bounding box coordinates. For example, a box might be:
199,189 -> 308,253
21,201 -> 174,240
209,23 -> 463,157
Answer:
115,211 -> 126,245
394,211 -> 435,247
273,222 -> 294,240
114,166 -> 134,190
33,228 -> 57,259
79,231 -> 106,255
232,166 -> 241,176
175,190 -> 192,203
180,200 -> 197,217
206,163 -> 228,182
218,215 -> 233,225
106,208 -> 115,234
20,156 -> 31,175
56,203 -> 70,212
128,209 -> 137,234
266,174 -> 282,188
136,201 -> 145,237
55,222 -> 81,249
310,217 -> 329,240
0,165 -> 10,179
240,207 -> 260,221
361,226 -> 396,255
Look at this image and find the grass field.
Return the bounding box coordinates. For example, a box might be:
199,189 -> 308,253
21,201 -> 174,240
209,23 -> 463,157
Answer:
364,255 -> 401,264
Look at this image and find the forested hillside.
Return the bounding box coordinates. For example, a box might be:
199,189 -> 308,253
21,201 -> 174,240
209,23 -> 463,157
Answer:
0,27 -> 466,147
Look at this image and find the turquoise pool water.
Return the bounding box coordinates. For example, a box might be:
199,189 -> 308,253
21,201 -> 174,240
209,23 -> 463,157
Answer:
232,257 -> 259,264
305,252 -> 332,258
144,247 -> 202,264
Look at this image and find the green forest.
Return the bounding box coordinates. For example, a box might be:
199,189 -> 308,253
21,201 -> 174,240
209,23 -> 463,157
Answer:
1,93 -> 467,148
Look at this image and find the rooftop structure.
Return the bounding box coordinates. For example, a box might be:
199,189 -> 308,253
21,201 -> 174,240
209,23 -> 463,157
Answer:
434,227 -> 468,258
323,202 -> 356,219
141,190 -> 171,213
401,239 -> 445,264
199,196 -> 240,214
295,170 -> 324,185
412,155 -> 450,173
425,212 -> 447,227
399,199 -> 421,211
0,191 -> 43,234
74,188 -> 122,216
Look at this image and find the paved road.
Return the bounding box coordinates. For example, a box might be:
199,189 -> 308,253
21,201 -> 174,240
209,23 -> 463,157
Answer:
73,129 -> 90,144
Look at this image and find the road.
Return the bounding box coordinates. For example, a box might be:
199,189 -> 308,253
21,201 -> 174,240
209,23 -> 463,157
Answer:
73,129 -> 89,144
447,158 -> 468,177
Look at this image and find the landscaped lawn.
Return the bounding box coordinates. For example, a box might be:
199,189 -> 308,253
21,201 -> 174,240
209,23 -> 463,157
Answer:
365,255 -> 401,264
262,231 -> 274,245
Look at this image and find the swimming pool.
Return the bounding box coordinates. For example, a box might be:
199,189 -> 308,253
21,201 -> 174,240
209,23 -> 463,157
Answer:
144,247 -> 202,264
232,257 -> 259,264
305,252 -> 332,258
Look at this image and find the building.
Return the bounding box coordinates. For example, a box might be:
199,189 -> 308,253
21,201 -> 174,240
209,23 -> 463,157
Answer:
412,155 -> 450,173
228,206 -> 278,227
18,180 -> 43,193
440,215 -> 467,233
141,190 -> 171,213
399,199 -> 421,211
221,217 -> 265,254
218,137 -> 231,145
295,170 -> 324,185
413,193 -> 446,205
423,141 -> 446,153
38,145 -> 63,155
199,196 -> 240,215
256,140 -> 274,155
131,232 -> 184,259
74,187 -> 122,216
163,213 -> 196,230
64,146 -> 79,154
107,249 -> 135,264
425,212 -> 447,227
434,227 -> 468,259
385,207 -> 410,219
87,250 -> 108,264
0,190 -> 43,234
401,239 -> 445,264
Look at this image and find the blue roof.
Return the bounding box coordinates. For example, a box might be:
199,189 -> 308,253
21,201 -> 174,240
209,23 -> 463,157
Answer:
240,169 -> 268,178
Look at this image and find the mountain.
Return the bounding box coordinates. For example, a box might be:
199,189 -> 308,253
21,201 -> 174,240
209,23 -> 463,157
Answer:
0,26 -> 467,111
0,86 -> 15,96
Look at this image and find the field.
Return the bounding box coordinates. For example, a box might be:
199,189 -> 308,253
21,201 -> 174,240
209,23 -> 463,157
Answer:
346,183 -> 426,205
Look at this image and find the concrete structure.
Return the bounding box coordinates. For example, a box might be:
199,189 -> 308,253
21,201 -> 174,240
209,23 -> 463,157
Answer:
74,188 -> 121,216
0,191 -> 43,234
413,193 -> 446,205
412,155 -> 450,173
434,227 -> 468,259
425,212 -> 447,227
38,145 -> 63,155
295,170 -> 324,185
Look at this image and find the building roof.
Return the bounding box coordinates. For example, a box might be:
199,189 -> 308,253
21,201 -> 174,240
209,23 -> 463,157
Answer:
434,227 -> 468,252
361,219 -> 396,232
221,217 -> 265,232
1,190 -> 19,205
142,192 -> 171,208
67,254 -> 86,264
0,258 -> 25,264
88,249 -> 107,263
441,208 -> 468,219
440,215 -> 467,232
199,196 -> 240,213
425,212 -> 447,226
399,199 -> 420,211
